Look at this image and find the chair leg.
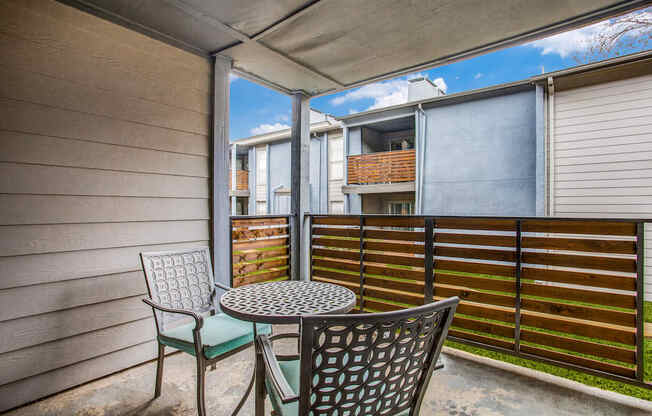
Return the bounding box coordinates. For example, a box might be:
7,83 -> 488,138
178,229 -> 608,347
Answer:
255,345 -> 265,416
155,343 -> 165,398
196,359 -> 207,416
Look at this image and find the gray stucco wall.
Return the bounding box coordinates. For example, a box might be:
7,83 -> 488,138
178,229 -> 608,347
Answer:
422,88 -> 537,216
268,141 -> 291,213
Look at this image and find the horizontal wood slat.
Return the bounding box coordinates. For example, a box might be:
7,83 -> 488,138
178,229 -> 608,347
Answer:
435,218 -> 516,231
449,329 -> 515,350
520,329 -> 635,364
521,267 -> 636,291
231,216 -> 290,287
521,252 -> 636,273
313,237 -> 359,249
453,316 -> 514,338
312,217 -> 359,225
521,236 -> 636,254
521,220 -> 637,236
364,229 -> 424,241
435,246 -> 516,262
520,298 -> 636,327
436,259 -> 516,277
435,273 -> 516,293
232,247 -> 287,264
520,345 -> 635,378
307,214 -> 645,381
435,284 -> 515,307
435,232 -> 515,247
520,312 -> 636,345
313,227 -> 359,238
521,282 -> 636,309
347,150 -> 415,185
364,217 -> 424,228
366,240 -> 424,254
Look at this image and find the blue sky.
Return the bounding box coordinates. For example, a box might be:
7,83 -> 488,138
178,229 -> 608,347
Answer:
229,8 -> 651,140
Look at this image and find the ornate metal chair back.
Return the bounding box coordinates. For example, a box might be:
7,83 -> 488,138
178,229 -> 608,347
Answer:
298,297 -> 458,415
140,247 -> 216,332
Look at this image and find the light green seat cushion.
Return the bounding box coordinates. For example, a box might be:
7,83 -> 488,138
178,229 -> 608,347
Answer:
266,359 -> 410,416
159,313 -> 270,360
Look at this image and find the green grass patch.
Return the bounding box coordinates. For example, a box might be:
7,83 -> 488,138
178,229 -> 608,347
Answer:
445,339 -> 652,401
645,301 -> 652,324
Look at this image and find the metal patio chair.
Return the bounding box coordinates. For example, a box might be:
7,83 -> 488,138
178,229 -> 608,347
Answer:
256,296 -> 459,415
140,247 -> 270,416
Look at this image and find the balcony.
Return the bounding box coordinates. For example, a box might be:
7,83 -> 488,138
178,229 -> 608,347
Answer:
229,170 -> 249,196
347,149 -> 416,185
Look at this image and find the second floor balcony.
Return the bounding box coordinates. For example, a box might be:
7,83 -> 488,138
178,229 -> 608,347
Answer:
230,169 -> 249,192
347,149 -> 416,185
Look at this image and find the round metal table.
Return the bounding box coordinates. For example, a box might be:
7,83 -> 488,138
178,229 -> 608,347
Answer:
220,280 -> 357,324
220,280 -> 356,416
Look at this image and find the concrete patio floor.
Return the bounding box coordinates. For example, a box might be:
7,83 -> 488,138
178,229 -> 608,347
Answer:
7,327 -> 652,416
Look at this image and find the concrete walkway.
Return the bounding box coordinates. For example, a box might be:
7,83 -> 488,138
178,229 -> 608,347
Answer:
7,334 -> 652,416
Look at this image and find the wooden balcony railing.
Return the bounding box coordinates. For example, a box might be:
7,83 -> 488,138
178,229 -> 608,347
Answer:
307,214 -> 647,384
230,215 -> 290,288
347,149 -> 415,185
229,169 -> 249,191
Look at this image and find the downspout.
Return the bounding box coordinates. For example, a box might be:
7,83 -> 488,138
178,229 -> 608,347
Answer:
265,143 -> 271,214
271,184 -> 283,214
416,104 -> 427,214
414,109 -> 421,213
230,143 -> 237,215
323,131 -> 329,214
547,77 -> 555,217
343,125 -> 349,213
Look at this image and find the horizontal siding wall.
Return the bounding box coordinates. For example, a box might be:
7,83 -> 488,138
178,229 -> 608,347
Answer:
0,0 -> 211,411
552,73 -> 652,298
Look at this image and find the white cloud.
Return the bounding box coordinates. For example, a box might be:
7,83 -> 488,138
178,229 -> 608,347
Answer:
250,123 -> 290,135
331,73 -> 448,112
526,9 -> 651,58
474,73 -> 483,79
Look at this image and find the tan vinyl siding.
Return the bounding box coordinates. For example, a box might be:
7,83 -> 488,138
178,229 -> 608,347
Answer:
552,73 -> 652,298
0,0 -> 211,411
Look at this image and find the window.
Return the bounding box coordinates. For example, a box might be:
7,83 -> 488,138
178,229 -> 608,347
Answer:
387,201 -> 413,215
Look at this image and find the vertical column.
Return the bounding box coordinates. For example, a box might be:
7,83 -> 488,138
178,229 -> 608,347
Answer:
514,220 -> 522,353
359,216 -> 365,312
424,218 -> 434,303
290,92 -> 311,280
636,222 -> 645,381
231,143 -> 237,215
212,56 -> 231,291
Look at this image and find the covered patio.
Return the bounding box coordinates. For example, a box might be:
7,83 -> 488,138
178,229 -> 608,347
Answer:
6,328 -> 652,416
1,0 -> 651,414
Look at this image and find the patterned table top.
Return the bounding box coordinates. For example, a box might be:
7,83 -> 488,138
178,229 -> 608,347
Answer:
220,281 -> 357,324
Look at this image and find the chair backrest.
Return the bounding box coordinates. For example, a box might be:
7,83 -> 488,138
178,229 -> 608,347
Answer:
298,297 -> 458,416
140,247 -> 216,332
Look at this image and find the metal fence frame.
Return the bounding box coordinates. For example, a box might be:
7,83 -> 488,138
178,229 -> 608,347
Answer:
306,213 -> 650,388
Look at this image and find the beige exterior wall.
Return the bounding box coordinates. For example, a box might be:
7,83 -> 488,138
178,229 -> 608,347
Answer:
551,73 -> 652,297
0,0 -> 212,410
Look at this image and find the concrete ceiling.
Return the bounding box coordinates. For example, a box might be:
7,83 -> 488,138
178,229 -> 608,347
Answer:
61,0 -> 648,96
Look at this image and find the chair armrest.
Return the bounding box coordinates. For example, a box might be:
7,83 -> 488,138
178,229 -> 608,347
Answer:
142,298 -> 204,331
257,334 -> 299,404
214,282 -> 231,292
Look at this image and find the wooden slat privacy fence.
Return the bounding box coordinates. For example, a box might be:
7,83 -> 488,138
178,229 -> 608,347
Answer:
347,149 -> 415,185
230,215 -> 290,288
308,214 -> 646,384
229,169 -> 249,191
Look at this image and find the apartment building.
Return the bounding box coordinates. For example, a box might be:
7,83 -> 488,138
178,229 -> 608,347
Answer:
230,109 -> 345,215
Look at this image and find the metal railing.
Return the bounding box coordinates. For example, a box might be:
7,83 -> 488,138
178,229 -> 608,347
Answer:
306,213 -> 648,386
347,149 -> 415,185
